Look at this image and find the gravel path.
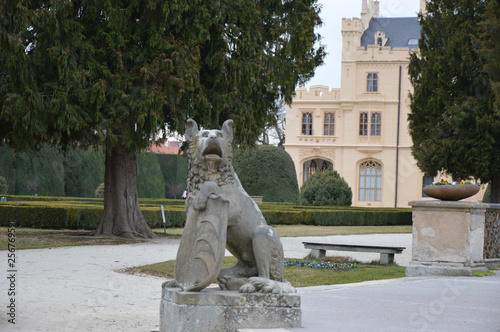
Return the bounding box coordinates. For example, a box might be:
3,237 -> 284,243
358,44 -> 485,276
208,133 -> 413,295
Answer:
2,234 -> 413,331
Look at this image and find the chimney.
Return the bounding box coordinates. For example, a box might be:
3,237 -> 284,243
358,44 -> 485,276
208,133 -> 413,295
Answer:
361,0 -> 368,14
420,0 -> 427,15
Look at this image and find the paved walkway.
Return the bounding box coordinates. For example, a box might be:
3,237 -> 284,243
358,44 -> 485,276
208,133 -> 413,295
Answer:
2,234 -> 500,332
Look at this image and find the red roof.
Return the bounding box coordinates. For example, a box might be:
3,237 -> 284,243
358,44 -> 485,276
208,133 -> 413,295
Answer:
147,141 -> 182,154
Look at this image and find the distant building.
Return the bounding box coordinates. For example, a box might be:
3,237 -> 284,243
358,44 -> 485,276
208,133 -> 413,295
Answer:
285,0 -> 485,207
146,140 -> 182,155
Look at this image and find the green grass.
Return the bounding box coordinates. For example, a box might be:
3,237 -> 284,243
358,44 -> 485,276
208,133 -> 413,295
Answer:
124,256 -> 406,288
0,227 -> 141,249
472,270 -> 495,277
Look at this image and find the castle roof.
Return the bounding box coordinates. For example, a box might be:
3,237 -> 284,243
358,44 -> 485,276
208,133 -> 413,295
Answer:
361,17 -> 421,50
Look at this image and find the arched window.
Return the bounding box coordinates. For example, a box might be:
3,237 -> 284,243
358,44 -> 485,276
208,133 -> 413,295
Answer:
321,161 -> 328,172
359,160 -> 382,201
308,160 -> 317,176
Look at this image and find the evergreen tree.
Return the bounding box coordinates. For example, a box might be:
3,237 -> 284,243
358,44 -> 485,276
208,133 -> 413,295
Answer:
477,0 -> 500,203
136,152 -> 165,198
0,145 -> 15,193
64,147 -> 105,197
0,1 -> 325,238
0,176 -> 7,194
156,154 -> 188,198
31,145 -> 65,196
408,0 -> 499,202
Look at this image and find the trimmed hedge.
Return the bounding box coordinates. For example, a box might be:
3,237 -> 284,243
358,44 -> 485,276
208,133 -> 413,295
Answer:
0,196 -> 412,230
0,203 -> 186,230
232,145 -> 300,204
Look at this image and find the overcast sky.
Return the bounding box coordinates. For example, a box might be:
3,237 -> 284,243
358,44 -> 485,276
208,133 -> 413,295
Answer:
306,0 -> 421,88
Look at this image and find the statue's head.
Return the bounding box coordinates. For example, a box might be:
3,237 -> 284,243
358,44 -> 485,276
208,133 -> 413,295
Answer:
184,119 -> 235,192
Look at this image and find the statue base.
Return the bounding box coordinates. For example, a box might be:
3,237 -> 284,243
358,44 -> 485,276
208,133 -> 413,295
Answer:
406,201 -> 488,277
159,286 -> 301,332
406,261 -> 487,277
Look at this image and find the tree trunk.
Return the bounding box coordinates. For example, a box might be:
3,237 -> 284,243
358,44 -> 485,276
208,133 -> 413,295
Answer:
490,173 -> 500,204
95,139 -> 155,239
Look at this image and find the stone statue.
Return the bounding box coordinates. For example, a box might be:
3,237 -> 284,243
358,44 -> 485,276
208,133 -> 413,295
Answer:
174,119 -> 295,294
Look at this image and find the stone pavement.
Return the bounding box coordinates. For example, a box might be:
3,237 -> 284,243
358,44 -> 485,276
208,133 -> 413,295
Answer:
2,233 -> 500,332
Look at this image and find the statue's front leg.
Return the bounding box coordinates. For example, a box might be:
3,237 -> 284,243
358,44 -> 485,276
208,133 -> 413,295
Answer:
193,181 -> 220,210
251,225 -> 284,280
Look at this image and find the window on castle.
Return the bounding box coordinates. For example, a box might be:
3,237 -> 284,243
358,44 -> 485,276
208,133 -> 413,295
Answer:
422,175 -> 434,197
359,112 -> 368,136
360,112 -> 382,137
323,112 -> 335,136
302,112 -> 313,135
359,160 -> 382,201
377,37 -> 383,46
371,112 -> 381,136
321,161 -> 328,172
367,73 -> 378,92
308,160 -> 317,176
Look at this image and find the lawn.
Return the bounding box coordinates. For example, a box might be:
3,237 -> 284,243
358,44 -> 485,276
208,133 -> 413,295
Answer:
124,255 -> 406,288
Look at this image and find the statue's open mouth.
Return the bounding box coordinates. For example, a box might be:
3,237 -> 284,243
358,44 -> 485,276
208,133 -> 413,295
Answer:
203,141 -> 222,161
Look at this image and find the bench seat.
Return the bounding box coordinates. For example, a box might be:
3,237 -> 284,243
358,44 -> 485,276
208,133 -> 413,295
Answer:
302,242 -> 406,264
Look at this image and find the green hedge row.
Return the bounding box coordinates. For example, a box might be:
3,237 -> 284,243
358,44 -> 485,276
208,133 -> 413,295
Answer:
0,204 -> 186,230
0,199 -> 412,229
1,195 -> 185,206
262,209 -> 411,226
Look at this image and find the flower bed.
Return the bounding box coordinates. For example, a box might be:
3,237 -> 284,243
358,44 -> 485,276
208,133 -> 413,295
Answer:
284,259 -> 357,271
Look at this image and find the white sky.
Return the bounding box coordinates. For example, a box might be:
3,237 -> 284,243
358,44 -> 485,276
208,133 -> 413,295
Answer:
306,0 -> 421,88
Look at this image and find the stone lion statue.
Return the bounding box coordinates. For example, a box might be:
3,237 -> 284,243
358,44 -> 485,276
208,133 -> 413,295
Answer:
183,119 -> 295,294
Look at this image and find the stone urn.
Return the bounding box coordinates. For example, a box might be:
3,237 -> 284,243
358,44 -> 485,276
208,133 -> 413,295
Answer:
423,184 -> 480,201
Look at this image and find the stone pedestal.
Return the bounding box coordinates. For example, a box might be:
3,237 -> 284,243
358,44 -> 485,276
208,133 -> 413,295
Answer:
406,200 -> 488,277
159,286 -> 301,332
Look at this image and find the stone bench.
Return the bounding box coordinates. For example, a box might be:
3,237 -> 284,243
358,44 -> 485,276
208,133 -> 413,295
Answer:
302,242 -> 405,264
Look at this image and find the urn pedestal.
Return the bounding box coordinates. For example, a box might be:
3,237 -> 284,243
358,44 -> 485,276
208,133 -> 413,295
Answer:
406,200 -> 487,277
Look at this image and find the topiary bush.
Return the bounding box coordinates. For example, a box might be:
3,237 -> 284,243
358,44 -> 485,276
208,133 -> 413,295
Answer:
94,183 -> 105,198
136,152 -> 166,198
301,168 -> 352,206
232,145 -> 300,203
0,176 -> 8,194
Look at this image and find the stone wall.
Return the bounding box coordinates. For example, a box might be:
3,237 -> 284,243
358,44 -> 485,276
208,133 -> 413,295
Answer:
484,207 -> 500,259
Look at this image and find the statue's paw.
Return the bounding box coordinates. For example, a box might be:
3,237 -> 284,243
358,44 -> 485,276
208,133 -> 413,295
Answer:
218,276 -> 248,291
240,277 -> 297,294
239,282 -> 257,293
193,197 -> 207,210
162,279 -> 179,289
279,282 -> 297,294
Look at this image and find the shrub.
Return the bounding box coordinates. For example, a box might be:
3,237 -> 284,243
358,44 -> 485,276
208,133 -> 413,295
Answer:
301,168 -> 352,206
232,145 -> 300,203
156,154 -> 188,199
137,152 -> 166,198
64,147 -> 104,197
95,183 -> 105,198
0,176 -> 8,194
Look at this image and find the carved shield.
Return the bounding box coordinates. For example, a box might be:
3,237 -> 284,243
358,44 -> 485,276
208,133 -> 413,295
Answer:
175,194 -> 229,292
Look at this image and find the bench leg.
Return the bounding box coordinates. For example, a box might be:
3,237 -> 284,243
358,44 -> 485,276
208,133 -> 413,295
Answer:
380,253 -> 394,264
310,249 -> 326,258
